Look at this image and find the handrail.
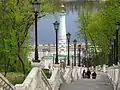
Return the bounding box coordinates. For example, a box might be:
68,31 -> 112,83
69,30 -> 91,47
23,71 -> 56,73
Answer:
0,74 -> 14,90
41,70 -> 52,90
64,68 -> 72,83
59,70 -> 66,83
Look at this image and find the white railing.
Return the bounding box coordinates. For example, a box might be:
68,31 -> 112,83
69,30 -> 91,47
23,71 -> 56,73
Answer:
0,73 -> 14,90
63,66 -> 72,83
49,65 -> 63,90
14,63 -> 85,90
41,70 -> 52,90
15,67 -> 52,90
106,65 -> 120,90
72,67 -> 78,81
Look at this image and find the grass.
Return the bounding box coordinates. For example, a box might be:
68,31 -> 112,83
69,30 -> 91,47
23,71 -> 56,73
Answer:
5,72 -> 25,85
42,69 -> 52,79
1,69 -> 51,85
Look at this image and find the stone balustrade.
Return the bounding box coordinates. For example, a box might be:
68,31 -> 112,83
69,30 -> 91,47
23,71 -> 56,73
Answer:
0,73 -> 14,90
15,65 -> 52,90
0,61 -> 102,90
63,66 -> 72,83
71,67 -> 78,81
106,65 -> 120,90
49,64 -> 63,90
72,67 -> 83,80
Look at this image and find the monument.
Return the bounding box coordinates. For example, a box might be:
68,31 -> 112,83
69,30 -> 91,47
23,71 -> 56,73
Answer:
58,5 -> 67,56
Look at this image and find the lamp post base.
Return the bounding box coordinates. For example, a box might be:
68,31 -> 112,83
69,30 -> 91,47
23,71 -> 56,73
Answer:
32,58 -> 40,63
32,60 -> 40,62
31,61 -> 41,68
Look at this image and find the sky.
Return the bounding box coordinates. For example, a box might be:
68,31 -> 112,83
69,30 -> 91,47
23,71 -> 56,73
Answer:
32,11 -> 79,44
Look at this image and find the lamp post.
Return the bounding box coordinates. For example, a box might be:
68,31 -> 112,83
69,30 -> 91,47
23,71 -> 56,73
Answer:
113,34 -> 116,65
115,22 -> 120,65
73,39 -> 77,66
108,46 -> 112,66
72,55 -> 74,68
53,21 -> 59,64
32,0 -> 40,62
111,41 -> 114,64
78,44 -> 81,67
66,32 -> 71,66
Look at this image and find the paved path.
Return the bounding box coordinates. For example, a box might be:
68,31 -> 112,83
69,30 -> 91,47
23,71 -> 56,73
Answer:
60,72 -> 114,90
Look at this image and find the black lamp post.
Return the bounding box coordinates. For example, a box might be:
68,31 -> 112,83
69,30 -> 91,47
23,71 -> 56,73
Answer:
73,39 -> 77,66
111,41 -> 114,64
113,34 -> 116,65
78,44 -> 81,67
66,32 -> 71,66
53,21 -> 59,64
32,0 -> 40,62
72,55 -> 74,68
108,45 -> 112,66
115,22 -> 120,65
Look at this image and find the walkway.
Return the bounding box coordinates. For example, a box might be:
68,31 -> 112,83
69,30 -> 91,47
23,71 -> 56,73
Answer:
60,72 -> 114,90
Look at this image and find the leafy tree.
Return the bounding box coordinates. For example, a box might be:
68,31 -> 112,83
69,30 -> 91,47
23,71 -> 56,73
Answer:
0,0 -> 58,76
77,0 -> 120,66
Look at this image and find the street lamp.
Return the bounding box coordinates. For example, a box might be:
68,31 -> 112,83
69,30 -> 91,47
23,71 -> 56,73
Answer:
53,21 -> 59,64
78,44 -> 81,67
66,32 -> 71,66
72,55 -> 74,68
113,34 -> 116,65
32,0 -> 40,62
108,45 -> 112,66
115,22 -> 120,65
111,41 -> 114,64
73,39 -> 77,66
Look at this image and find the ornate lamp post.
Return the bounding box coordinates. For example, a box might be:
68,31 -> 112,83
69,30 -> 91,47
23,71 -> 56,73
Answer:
108,45 -> 112,66
73,39 -> 77,66
32,0 -> 40,62
111,41 -> 114,64
72,55 -> 74,68
113,34 -> 116,65
78,44 -> 81,67
115,22 -> 120,65
66,32 -> 71,66
53,21 -> 60,64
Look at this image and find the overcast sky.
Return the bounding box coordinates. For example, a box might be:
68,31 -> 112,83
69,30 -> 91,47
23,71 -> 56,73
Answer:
31,11 -> 79,44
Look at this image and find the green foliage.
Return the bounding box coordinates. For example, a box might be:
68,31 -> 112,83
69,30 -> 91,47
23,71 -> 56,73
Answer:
42,69 -> 51,79
77,0 -> 120,65
5,72 -> 25,85
0,0 -> 58,75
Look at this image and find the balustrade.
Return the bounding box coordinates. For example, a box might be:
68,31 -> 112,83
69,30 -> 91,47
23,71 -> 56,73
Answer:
106,64 -> 120,90
15,67 -> 52,90
0,73 -> 14,90
0,61 -> 88,90
49,64 -> 63,90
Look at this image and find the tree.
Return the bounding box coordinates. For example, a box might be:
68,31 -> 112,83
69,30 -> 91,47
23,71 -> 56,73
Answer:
77,0 -> 120,66
0,0 -> 58,76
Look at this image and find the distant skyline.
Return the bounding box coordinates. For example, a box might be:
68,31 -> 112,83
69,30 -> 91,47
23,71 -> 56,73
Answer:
31,11 -> 79,44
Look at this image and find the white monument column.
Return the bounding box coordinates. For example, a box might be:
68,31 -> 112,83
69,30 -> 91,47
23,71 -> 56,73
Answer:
58,5 -> 67,55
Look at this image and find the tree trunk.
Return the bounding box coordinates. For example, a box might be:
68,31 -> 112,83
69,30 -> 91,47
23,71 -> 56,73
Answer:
17,34 -> 26,75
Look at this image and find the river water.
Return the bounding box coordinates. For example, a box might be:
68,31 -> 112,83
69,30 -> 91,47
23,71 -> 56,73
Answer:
31,0 -> 102,44
31,11 -> 78,44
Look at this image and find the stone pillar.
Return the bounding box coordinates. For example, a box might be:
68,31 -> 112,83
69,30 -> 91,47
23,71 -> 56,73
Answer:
103,64 -> 106,72
58,5 -> 67,55
31,62 -> 41,68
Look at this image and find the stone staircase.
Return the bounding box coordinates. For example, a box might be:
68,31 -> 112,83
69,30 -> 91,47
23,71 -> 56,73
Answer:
0,63 -> 120,90
0,73 -> 14,90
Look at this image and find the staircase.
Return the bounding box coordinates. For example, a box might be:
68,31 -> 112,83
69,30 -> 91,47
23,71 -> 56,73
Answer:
0,73 -> 14,90
0,63 -> 120,90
